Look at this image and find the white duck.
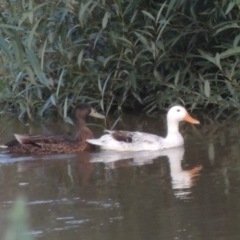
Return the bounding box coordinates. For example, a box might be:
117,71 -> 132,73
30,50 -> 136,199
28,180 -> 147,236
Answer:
87,106 -> 199,151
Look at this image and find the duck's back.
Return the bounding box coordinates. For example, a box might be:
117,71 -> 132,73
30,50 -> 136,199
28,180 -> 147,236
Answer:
87,131 -> 164,151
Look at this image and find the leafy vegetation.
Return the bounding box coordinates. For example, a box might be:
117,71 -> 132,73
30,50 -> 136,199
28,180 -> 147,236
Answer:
1,0 -> 240,119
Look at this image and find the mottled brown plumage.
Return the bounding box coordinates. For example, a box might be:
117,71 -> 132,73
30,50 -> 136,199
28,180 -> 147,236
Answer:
1,103 -> 105,154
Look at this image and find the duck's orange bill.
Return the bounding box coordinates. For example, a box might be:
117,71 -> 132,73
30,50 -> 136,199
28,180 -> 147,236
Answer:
184,114 -> 200,124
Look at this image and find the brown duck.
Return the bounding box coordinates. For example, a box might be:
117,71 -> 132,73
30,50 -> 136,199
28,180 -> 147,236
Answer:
0,103 -> 105,154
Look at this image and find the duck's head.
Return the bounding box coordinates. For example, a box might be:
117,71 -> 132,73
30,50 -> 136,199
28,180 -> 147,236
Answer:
75,103 -> 105,120
167,106 -> 200,124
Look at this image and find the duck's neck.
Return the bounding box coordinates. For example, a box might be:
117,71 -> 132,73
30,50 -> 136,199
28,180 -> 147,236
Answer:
163,119 -> 183,147
74,118 -> 89,140
166,119 -> 180,136
74,118 -> 87,137
75,117 -> 86,129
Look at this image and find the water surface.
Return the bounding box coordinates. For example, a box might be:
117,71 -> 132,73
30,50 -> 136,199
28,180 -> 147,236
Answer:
0,113 -> 239,240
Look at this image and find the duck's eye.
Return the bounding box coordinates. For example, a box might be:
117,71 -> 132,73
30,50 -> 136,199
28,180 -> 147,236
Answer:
177,109 -> 180,112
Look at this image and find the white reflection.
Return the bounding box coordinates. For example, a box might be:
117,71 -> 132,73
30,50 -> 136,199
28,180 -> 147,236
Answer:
90,147 -> 202,199
167,148 -> 202,199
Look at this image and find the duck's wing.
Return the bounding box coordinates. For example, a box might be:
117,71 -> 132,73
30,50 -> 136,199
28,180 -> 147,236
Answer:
0,132 -> 94,154
105,130 -> 135,143
105,130 -> 161,143
87,130 -> 162,151
0,133 -> 79,154
14,134 -> 71,146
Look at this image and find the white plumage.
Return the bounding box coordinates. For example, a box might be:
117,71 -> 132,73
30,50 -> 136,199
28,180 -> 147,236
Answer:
87,106 -> 199,151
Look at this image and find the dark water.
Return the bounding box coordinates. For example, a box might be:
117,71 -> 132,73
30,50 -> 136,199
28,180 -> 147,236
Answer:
0,113 -> 240,240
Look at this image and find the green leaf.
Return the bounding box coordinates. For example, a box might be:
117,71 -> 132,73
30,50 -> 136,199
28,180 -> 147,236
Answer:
156,1 -> 167,23
64,97 -> 68,118
132,90 -> 142,103
0,24 -> 24,30
142,10 -> 155,21
112,4 -> 119,16
38,96 -> 52,116
129,71 -> 137,91
98,76 -> 102,93
166,0 -> 176,17
103,54 -> 117,67
219,47 -> 240,59
157,18 -> 171,41
77,49 -> 84,67
102,12 -> 110,29
28,18 -> 42,49
65,116 -> 74,125
41,39 -> 47,70
93,29 -> 103,49
215,53 -> 222,70
25,66 -> 36,85
78,0 -> 93,27
213,23 -> 240,36
226,81 -> 234,95
115,37 -> 132,47
56,68 -> 65,98
225,1 -> 236,15
156,41 -> 165,52
130,10 -> 138,23
102,72 -> 112,97
0,36 -> 13,59
50,94 -> 56,106
28,0 -> 34,24
133,31 -> 149,48
48,32 -> 55,43
26,49 -> 50,88
12,37 -> 24,70
231,58 -> 239,77
174,70 -> 180,85
190,4 -> 197,20
204,80 -> 210,98
233,34 -> 240,48
153,68 -> 162,81
18,2 -> 49,26
198,50 -> 216,65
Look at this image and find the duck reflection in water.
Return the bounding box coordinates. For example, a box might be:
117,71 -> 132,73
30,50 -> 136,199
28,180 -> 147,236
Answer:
0,148 -> 202,198
2,152 -> 95,188
90,147 -> 202,199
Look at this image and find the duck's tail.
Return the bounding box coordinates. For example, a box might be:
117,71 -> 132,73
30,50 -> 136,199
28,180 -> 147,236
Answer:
0,135 -> 23,149
86,139 -> 104,146
0,145 -> 8,148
